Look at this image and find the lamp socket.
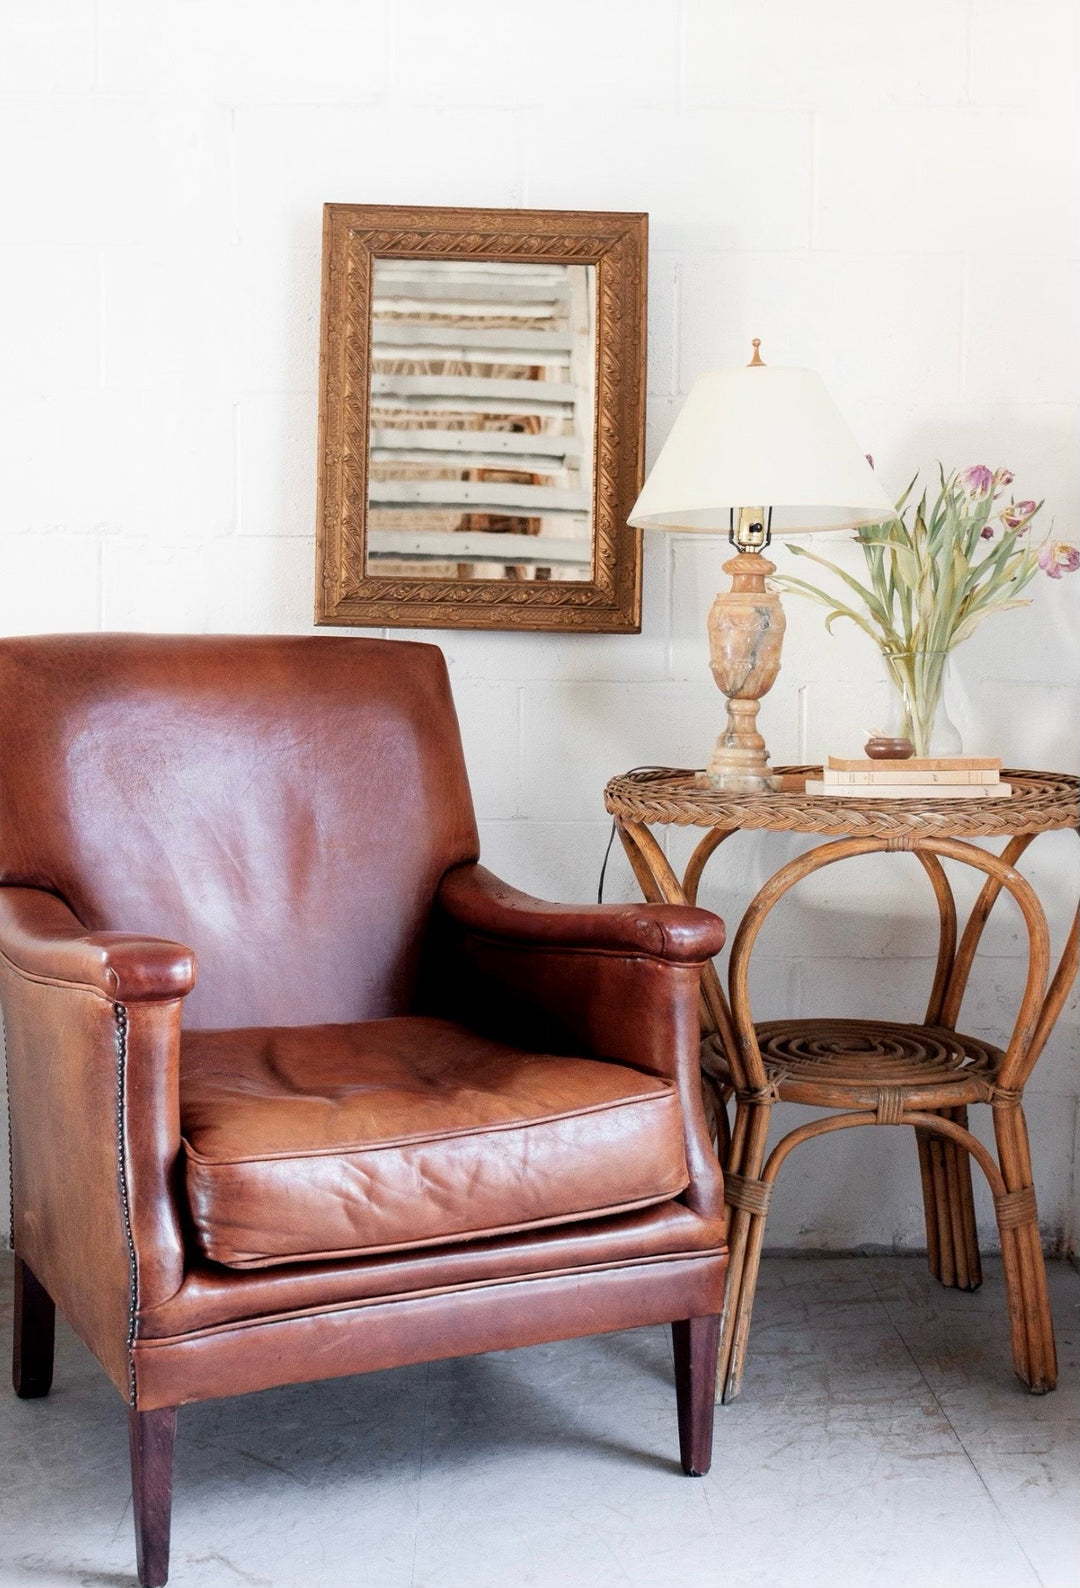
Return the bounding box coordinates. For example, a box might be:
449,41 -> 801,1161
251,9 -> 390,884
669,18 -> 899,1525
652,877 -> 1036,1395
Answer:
731,506 -> 769,550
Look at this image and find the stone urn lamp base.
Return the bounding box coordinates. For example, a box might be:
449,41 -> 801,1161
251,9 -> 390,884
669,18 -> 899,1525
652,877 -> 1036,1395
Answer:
695,548 -> 785,795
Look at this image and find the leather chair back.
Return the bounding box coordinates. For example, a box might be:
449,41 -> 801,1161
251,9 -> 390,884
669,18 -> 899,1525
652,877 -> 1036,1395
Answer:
0,634 -> 478,1029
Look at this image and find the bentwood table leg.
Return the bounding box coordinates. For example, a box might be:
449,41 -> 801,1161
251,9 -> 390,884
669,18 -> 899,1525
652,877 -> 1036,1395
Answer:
913,851 -> 982,1292
915,1102 -> 983,1291
928,835 -> 1071,1392
992,1097 -> 1056,1391
715,1097 -> 772,1402
932,839 -> 1076,1391
616,818 -> 765,1404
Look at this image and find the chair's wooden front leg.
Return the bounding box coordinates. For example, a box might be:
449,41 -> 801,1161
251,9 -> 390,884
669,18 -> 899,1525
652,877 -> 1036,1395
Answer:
993,1100 -> 1056,1393
721,1151 -> 775,1402
12,1255 -> 55,1399
672,1314 -> 720,1475
716,1097 -> 772,1402
129,1406 -> 177,1588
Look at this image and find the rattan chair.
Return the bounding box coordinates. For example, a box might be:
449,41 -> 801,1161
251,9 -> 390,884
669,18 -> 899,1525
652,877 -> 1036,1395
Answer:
605,766 -> 1079,1403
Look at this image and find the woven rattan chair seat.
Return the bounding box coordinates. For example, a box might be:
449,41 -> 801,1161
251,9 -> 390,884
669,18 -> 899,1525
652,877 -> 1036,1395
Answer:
706,1017 -> 1004,1110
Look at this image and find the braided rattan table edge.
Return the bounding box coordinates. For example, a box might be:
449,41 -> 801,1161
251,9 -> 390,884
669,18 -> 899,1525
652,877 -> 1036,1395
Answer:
603,766 -> 1079,838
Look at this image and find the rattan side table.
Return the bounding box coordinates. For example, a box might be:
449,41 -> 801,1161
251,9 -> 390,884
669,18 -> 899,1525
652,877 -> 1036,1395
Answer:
604,766 -> 1079,1403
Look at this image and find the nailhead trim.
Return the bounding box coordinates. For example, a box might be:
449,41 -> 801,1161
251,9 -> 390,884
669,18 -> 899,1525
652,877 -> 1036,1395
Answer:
114,1003 -> 139,1406
4,1037 -> 13,1251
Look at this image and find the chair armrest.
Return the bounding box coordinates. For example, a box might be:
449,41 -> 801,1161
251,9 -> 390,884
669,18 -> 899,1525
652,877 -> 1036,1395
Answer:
437,863 -> 725,963
0,886 -> 190,1393
0,886 -> 196,1002
431,864 -> 726,1222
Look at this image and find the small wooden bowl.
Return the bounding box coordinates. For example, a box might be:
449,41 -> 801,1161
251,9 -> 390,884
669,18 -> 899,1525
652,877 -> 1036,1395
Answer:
865,736 -> 914,760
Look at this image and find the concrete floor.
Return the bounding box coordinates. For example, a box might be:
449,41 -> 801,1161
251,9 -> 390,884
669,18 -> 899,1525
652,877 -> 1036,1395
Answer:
0,1254 -> 1076,1588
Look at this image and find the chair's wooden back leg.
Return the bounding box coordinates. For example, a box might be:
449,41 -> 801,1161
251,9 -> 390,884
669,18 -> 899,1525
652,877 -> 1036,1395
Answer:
129,1406 -> 177,1588
917,1109 -> 983,1292
945,1106 -> 983,1289
12,1256 -> 55,1399
672,1314 -> 721,1476
915,1127 -> 943,1278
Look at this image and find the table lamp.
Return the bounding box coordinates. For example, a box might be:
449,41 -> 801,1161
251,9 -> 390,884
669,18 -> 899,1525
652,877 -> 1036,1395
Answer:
629,341 -> 897,792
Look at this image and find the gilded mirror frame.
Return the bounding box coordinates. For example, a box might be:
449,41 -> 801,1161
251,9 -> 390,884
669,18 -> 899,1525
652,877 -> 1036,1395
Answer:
315,204 -> 646,632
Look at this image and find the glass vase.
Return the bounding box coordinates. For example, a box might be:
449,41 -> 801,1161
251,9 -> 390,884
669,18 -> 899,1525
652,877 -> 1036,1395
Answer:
882,649 -> 962,759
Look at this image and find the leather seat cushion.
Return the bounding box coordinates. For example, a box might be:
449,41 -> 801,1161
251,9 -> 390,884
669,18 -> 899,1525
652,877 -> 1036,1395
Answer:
180,1017 -> 690,1269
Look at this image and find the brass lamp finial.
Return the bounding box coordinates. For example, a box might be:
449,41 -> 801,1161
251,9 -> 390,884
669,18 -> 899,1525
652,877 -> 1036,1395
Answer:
748,338 -> 765,367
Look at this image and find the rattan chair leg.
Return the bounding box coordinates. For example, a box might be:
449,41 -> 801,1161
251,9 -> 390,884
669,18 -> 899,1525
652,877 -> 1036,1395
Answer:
717,1093 -> 748,1270
993,1101 -> 1056,1392
716,1219 -> 750,1403
716,1213 -> 749,1394
943,1134 -> 971,1288
928,1133 -> 957,1286
1019,1222 -> 1055,1391
948,1106 -> 982,1289
726,1100 -> 750,1189
701,1071 -> 731,1161
915,1128 -> 942,1279
715,1247 -> 742,1399
912,1106 -> 1031,1388
716,1099 -> 771,1403
998,1220 -> 1031,1383
918,1107 -> 981,1291
723,1200 -> 770,1402
996,1209 -> 1047,1391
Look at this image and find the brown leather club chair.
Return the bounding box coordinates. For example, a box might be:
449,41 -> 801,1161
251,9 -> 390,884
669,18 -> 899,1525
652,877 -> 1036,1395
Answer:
0,633 -> 728,1587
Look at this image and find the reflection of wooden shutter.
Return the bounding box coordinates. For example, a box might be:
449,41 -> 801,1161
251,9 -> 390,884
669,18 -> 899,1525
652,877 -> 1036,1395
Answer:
367,261 -> 593,579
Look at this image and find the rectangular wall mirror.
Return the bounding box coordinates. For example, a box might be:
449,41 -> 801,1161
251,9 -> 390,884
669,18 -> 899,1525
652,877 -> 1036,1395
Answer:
316,205 -> 646,632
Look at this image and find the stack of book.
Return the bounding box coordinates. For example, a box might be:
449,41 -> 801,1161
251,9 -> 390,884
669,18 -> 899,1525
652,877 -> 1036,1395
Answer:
806,756 -> 1009,799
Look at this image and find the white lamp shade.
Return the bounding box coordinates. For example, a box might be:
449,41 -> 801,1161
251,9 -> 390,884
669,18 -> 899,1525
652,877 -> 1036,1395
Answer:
629,364 -> 896,534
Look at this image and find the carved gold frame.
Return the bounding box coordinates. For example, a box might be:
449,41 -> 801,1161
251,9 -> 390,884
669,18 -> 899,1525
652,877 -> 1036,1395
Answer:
315,204 -> 646,632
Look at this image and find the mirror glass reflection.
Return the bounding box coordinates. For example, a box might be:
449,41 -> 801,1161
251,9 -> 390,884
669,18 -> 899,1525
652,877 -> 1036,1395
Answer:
365,258 -> 597,582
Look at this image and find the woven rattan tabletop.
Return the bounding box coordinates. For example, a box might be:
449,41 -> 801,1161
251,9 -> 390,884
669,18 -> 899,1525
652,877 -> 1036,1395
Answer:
603,766 -> 1080,839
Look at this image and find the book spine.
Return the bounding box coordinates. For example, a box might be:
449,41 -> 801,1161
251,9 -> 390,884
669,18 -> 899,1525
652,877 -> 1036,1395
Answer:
826,756 -> 1001,772
822,769 -> 1000,786
805,781 -> 1011,800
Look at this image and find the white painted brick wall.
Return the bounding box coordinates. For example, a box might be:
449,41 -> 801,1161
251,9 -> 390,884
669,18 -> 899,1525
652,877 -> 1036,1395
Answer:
1,0 -> 1077,1255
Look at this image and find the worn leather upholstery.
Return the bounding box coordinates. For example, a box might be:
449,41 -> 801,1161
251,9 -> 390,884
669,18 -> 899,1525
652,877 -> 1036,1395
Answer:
0,634 -> 727,1421
180,1019 -> 690,1267
0,633 -> 478,1031
136,1202 -> 726,1340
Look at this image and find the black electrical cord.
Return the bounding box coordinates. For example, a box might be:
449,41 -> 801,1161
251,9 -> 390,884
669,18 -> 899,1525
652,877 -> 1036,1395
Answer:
596,766 -> 683,904
596,819 -> 619,904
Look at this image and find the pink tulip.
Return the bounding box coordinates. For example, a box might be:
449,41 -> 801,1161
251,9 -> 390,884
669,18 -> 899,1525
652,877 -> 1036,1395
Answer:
1038,541 -> 1080,579
994,467 -> 1015,488
1001,500 -> 1038,531
960,465 -> 994,499
980,524 -> 994,539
